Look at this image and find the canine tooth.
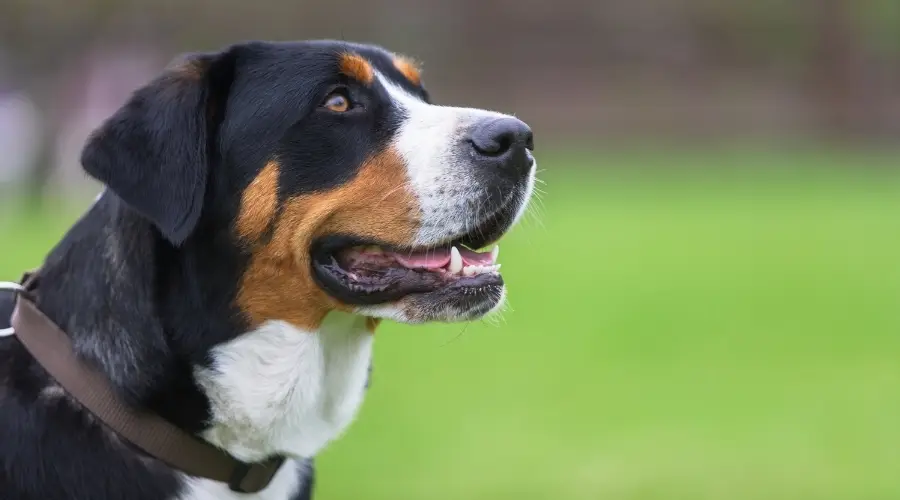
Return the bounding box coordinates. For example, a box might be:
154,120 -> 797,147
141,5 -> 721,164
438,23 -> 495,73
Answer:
491,245 -> 500,263
449,246 -> 463,274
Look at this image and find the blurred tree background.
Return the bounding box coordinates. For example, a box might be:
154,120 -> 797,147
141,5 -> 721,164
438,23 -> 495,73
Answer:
1,3 -> 899,500
1,0 -> 899,203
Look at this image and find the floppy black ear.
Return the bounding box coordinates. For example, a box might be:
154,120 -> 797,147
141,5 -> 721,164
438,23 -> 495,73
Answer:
81,50 -> 235,245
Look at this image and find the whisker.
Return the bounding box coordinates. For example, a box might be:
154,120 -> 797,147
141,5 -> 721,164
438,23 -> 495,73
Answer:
441,323 -> 471,346
482,291 -> 513,327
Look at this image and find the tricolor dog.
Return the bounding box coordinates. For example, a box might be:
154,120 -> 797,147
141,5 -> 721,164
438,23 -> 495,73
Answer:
0,40 -> 535,500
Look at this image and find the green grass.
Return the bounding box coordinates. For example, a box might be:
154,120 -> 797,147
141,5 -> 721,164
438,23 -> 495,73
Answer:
2,150 -> 900,500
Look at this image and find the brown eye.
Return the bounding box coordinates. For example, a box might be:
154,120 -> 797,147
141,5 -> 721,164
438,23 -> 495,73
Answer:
324,92 -> 350,112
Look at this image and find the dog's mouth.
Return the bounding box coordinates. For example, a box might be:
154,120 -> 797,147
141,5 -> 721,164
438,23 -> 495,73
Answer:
311,240 -> 503,306
312,190 -> 524,307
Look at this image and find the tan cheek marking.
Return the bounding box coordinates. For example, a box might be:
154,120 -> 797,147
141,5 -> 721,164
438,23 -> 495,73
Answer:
322,147 -> 420,242
338,52 -> 374,85
236,147 -> 419,331
235,161 -> 280,243
393,56 -> 421,86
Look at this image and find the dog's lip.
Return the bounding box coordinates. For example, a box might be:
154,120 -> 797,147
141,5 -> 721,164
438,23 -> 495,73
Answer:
309,239 -> 504,306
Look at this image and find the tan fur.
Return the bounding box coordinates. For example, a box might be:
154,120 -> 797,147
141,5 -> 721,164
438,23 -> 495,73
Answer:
235,161 -> 280,242
338,52 -> 374,85
365,317 -> 381,332
168,57 -> 207,82
236,147 -> 418,330
392,56 -> 422,86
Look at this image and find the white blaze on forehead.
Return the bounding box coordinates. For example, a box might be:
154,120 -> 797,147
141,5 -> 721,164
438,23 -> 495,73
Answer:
375,71 -> 514,246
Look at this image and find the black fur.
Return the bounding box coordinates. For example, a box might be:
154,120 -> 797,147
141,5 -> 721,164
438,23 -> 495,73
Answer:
0,40 -> 428,500
81,51 -> 226,246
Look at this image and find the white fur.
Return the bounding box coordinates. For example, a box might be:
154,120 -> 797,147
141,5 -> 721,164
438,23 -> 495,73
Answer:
182,312 -> 374,499
358,284 -> 508,324
511,157 -> 537,228
379,72 -> 529,246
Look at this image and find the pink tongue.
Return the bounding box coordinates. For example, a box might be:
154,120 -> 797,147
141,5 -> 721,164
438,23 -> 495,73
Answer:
391,247 -> 494,269
392,248 -> 451,269
458,247 -> 494,266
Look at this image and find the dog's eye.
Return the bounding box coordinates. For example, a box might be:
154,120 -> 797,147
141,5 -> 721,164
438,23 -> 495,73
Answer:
323,91 -> 351,113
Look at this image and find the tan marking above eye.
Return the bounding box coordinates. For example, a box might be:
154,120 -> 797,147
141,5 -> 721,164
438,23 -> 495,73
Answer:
166,55 -> 208,82
324,93 -> 350,113
338,52 -> 375,85
392,56 -> 422,86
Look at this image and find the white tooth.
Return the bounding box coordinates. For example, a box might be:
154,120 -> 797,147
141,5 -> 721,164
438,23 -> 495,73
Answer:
491,245 -> 500,263
449,246 -> 463,274
462,265 -> 477,277
487,264 -> 501,273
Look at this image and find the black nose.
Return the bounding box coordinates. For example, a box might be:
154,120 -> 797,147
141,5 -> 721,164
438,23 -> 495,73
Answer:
469,117 -> 534,177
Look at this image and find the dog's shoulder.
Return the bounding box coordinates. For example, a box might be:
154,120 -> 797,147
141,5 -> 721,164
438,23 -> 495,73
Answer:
0,210 -> 185,499
0,341 -> 183,499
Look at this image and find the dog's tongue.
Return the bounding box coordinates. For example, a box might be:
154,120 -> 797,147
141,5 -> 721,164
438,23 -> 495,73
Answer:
393,248 -> 451,269
458,247 -> 495,266
392,246 -> 494,269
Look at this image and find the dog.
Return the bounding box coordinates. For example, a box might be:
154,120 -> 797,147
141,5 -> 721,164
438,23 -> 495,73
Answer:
0,39 -> 535,500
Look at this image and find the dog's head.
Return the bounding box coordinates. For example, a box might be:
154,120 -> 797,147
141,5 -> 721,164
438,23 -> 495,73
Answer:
81,40 -> 535,331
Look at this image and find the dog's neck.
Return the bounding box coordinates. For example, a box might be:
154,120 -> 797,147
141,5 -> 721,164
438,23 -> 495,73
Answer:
34,193 -> 374,460
196,314 -> 374,462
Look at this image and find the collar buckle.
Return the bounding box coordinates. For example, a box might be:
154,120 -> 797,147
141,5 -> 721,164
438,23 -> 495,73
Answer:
0,281 -> 27,337
228,457 -> 286,493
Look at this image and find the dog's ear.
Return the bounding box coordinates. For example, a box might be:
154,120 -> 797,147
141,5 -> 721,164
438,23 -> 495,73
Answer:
81,49 -> 236,245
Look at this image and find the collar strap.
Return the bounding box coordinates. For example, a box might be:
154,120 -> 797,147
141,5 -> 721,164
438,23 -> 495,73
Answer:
6,272 -> 285,493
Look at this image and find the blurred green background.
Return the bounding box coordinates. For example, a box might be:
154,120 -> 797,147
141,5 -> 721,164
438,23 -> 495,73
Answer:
2,1 -> 900,499
3,150 -> 899,500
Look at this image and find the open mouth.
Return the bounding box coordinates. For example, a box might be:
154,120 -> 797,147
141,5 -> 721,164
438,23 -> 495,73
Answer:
312,240 -> 503,306
311,190 -> 525,307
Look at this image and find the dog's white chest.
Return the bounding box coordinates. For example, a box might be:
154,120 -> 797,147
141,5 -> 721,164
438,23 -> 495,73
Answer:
184,312 -> 374,499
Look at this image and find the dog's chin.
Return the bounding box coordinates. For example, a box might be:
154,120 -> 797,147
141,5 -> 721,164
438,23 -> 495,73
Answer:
356,285 -> 507,324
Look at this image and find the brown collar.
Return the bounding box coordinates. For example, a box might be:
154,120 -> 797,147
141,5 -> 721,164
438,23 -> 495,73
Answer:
2,271 -> 285,493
